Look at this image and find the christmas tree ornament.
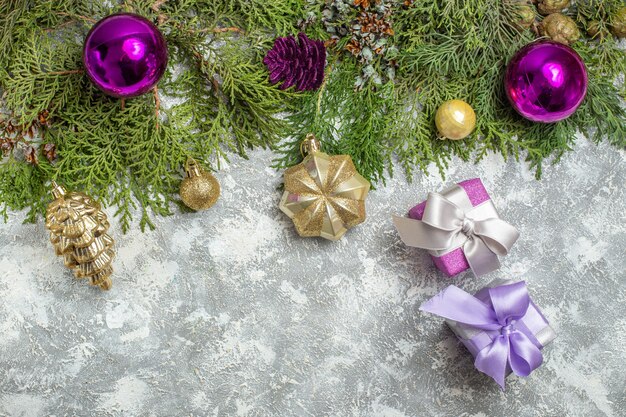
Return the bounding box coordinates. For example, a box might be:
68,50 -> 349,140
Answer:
279,134 -> 370,241
264,33 -> 326,91
435,100 -> 476,140
45,182 -> 115,290
536,0 -> 570,15
179,158 -> 221,211
610,7 -> 626,38
538,13 -> 580,45
83,13 -> 168,98
505,40 -> 588,123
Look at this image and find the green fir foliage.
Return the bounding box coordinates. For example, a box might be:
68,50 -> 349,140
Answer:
278,0 -> 625,182
1,0 -> 625,229
0,0 -> 299,230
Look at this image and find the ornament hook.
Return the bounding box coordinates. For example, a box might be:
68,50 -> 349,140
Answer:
51,181 -> 67,199
300,134 -> 322,157
184,157 -> 202,178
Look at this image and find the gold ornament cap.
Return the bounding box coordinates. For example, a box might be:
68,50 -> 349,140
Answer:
180,158 -> 221,211
435,99 -> 476,140
300,133 -> 322,156
51,180 -> 67,199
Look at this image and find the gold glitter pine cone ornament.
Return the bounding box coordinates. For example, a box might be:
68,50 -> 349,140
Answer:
45,182 -> 115,290
279,134 -> 371,241
180,158 -> 221,211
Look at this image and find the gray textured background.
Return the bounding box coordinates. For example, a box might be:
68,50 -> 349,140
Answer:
0,138 -> 625,417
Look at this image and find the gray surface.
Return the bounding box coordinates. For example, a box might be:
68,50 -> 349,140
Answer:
0,138 -> 625,417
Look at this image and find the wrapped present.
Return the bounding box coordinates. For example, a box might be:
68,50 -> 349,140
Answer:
393,178 -> 519,277
420,279 -> 556,389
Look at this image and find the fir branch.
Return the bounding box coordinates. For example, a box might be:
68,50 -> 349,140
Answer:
0,0 -> 624,229
276,59 -> 393,184
1,28 -> 85,124
0,0 -> 300,229
0,0 -> 28,60
0,156 -> 48,223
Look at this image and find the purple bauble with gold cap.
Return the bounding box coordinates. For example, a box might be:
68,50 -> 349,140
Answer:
83,13 -> 168,98
505,40 -> 587,123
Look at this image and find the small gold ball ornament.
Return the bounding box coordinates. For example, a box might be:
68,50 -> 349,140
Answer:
180,158 -> 220,211
435,99 -> 476,140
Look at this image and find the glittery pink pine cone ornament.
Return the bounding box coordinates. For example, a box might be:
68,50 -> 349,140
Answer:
263,33 -> 326,91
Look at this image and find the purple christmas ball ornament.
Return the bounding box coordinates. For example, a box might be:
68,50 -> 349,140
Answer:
505,40 -> 588,123
83,13 -> 168,98
264,33 -> 326,92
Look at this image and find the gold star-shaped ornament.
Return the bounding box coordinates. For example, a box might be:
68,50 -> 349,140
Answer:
279,135 -> 371,241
